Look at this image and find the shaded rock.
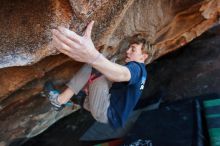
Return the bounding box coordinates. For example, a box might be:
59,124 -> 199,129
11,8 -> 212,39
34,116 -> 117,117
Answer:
141,24 -> 220,101
0,54 -> 72,103
0,58 -> 82,145
107,0 -> 220,63
0,0 -> 219,145
16,23 -> 220,146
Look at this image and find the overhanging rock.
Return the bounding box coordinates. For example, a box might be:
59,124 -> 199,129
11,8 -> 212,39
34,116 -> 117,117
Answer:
0,0 -> 219,145
0,0 -> 219,68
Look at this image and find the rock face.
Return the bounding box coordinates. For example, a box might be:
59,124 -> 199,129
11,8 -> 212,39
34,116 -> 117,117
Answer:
19,23 -> 220,146
0,0 -> 72,68
0,0 -> 219,68
141,24 -> 220,101
0,0 -> 219,145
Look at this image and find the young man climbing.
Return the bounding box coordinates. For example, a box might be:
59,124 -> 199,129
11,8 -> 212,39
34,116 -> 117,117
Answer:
47,21 -> 149,128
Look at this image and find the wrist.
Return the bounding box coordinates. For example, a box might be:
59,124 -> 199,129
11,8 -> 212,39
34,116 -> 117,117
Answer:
89,52 -> 102,65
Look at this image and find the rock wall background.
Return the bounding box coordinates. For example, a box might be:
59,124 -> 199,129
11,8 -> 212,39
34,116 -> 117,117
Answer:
0,0 -> 219,145
0,0 -> 219,68
10,18 -> 220,146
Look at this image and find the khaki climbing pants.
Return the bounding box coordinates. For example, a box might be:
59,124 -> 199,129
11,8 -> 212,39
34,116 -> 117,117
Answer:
66,64 -> 112,123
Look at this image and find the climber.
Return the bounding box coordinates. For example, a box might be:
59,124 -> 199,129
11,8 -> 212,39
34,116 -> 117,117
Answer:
46,21 -> 150,128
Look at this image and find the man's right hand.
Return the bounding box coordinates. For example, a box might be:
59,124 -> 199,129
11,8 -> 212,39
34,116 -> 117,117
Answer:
52,21 -> 100,64
52,21 -> 131,82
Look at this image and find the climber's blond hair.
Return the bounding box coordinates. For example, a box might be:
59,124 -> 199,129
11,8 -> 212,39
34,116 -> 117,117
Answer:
130,34 -> 153,54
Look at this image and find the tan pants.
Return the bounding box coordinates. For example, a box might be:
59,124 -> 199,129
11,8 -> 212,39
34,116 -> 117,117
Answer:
66,64 -> 112,123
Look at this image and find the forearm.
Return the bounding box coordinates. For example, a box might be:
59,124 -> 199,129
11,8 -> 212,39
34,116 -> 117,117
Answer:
91,53 -> 131,82
52,21 -> 130,83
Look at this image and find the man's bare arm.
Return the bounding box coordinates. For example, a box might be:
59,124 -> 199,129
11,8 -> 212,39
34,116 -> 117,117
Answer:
52,21 -> 131,82
92,54 -> 131,82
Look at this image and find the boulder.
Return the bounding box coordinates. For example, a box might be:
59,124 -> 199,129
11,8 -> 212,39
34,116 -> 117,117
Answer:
0,0 -> 219,145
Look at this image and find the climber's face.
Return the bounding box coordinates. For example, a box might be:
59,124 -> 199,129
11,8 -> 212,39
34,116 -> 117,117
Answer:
125,43 -> 148,63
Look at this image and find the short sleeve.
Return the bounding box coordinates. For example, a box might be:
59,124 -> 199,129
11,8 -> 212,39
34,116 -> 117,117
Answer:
125,62 -> 141,85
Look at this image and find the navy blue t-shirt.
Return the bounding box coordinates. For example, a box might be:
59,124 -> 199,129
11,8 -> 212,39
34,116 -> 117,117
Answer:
107,61 -> 147,128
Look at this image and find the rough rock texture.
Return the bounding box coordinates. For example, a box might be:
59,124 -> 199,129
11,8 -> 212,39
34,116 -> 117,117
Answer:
107,0 -> 220,63
14,21 -> 220,146
0,0 -> 219,68
0,55 -> 83,146
141,24 -> 220,101
0,0 -> 219,145
0,0 -> 72,68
